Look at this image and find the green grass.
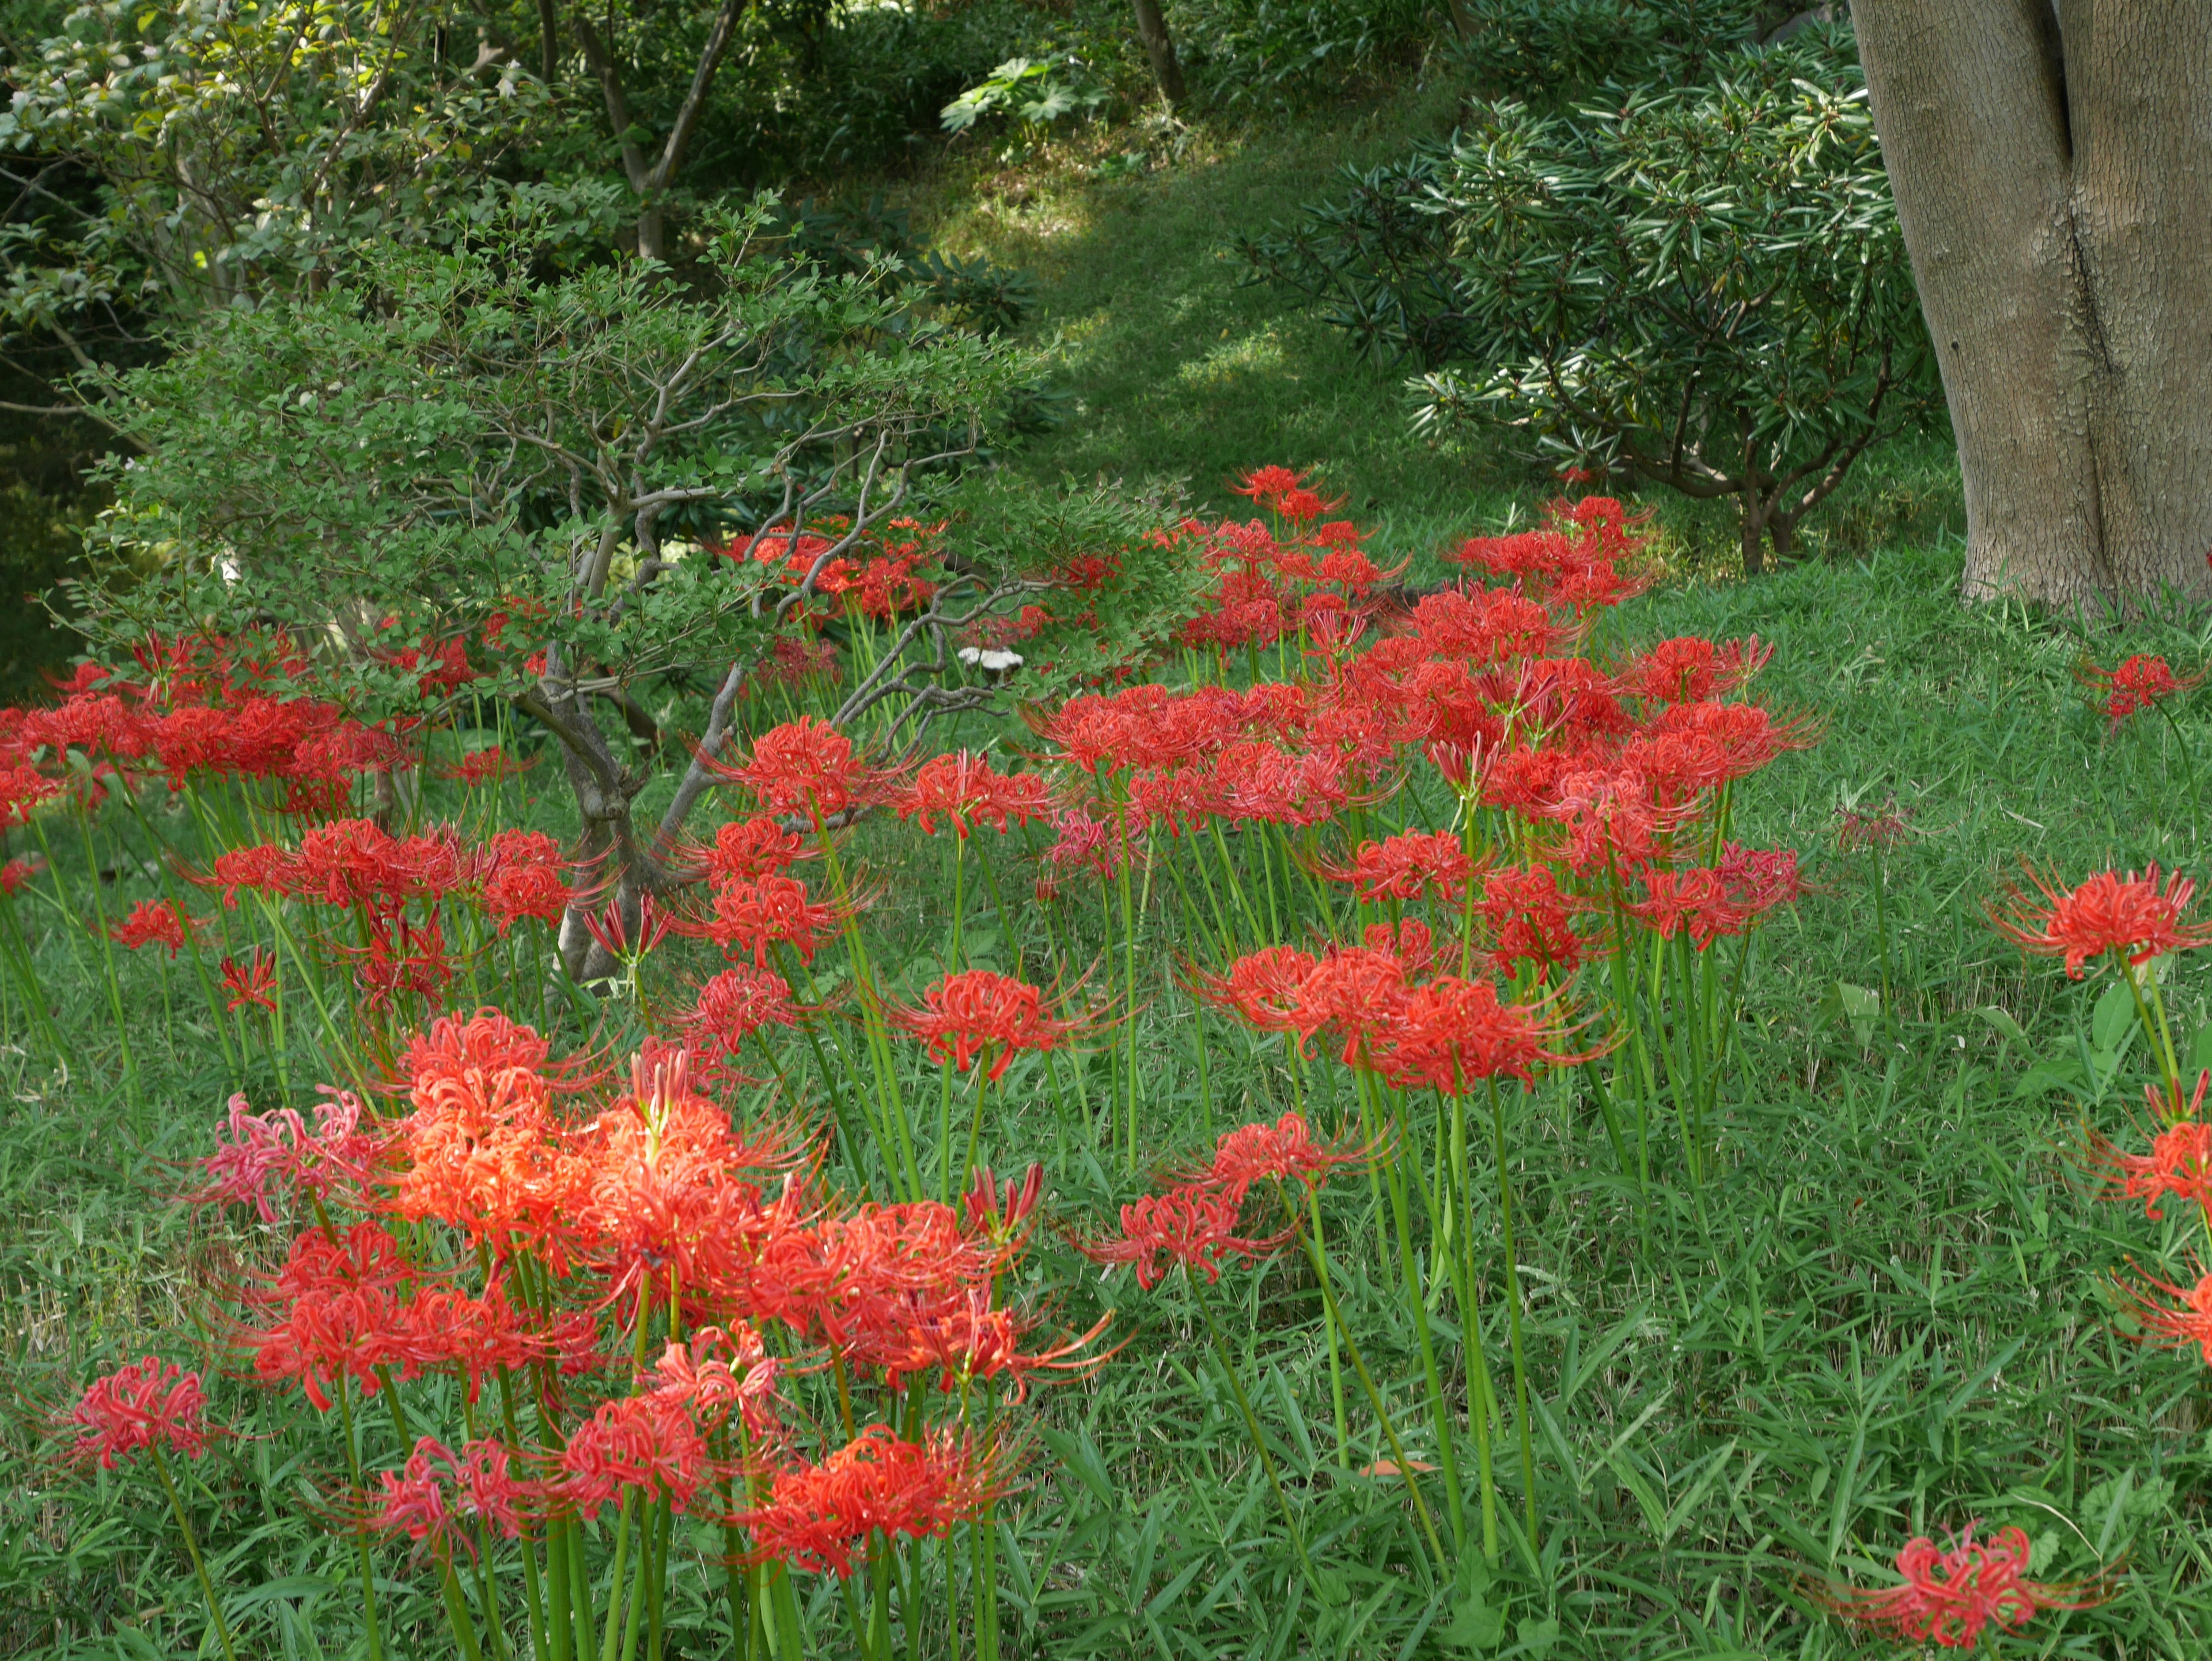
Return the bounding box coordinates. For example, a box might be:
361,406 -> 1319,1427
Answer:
910,88 -> 1966,576
7,538 -> 2212,1656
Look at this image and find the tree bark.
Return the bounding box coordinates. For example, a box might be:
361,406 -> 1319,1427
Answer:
1851,1 -> 2212,611
573,0 -> 747,263
1129,0 -> 1187,109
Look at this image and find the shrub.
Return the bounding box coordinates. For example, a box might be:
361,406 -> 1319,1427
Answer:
1173,0 -> 1438,107
1243,28 -> 1941,572
1451,0 -> 1770,99
73,198 -> 1069,977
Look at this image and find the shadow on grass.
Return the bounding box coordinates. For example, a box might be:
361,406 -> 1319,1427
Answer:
916,86 -> 1966,578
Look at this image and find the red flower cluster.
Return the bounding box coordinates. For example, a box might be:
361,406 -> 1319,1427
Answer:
1319,830 -> 1476,904
1196,936 -> 1582,1088
892,752 -> 1054,838
1991,863 -> 2212,978
1819,1523 -> 2103,1651
68,1357 -> 208,1467
0,635 -> 406,820
1080,1111 -> 1361,1289
109,898 -> 204,955
889,970 -> 1097,1081
2082,653 -> 2200,729
743,1427 -> 1003,1576
721,717 -> 881,819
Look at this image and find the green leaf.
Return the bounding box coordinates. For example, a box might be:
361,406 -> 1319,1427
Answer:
2092,977 -> 2139,1055
1836,980 -> 1880,1048
1517,1615 -> 1560,1655
1438,1594 -> 1505,1651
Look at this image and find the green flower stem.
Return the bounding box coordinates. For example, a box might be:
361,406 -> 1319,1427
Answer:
1486,1078 -> 1540,1556
149,1444 -> 240,1661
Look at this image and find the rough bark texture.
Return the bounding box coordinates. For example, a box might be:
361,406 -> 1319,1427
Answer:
1129,0 -> 1187,108
1851,1 -> 2212,610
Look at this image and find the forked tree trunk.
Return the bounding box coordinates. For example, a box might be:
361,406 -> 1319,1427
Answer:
1851,1 -> 2212,611
1130,0 -> 1187,108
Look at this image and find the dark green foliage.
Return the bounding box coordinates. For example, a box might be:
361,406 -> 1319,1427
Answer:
1175,0 -> 1440,108
1452,0 -> 1771,100
1244,28 -> 1941,570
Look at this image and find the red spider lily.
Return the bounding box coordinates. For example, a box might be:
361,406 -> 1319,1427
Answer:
2111,1265 -> 2212,1364
2092,1104 -> 2212,1227
1479,865 -> 1586,980
892,751 -> 1055,837
555,1393 -> 716,1518
1230,465 -> 1338,520
434,746 -> 539,786
1526,765 -> 1679,875
888,970 -> 1100,1082
384,1014 -> 581,1261
1189,945 -> 1318,1034
377,1280 -> 544,1402
0,761 -> 61,826
1077,1182 -> 1290,1290
680,966 -> 804,1072
1717,842 -> 1803,920
1639,699 -> 1819,788
349,914 -> 456,1008
241,1220 -> 418,1410
685,872 -> 850,967
1361,917 -> 1438,981
1203,741 -> 1351,828
200,819 -> 484,916
863,1290 -> 1115,1399
961,1162 -> 1044,1241
646,1324 -> 785,1444
743,1426 -> 1007,1577
1816,1522 -> 2106,1650
564,1047 -> 799,1301
700,815 -> 807,884
194,1089 -> 375,1223
1407,586 -> 1567,668
1371,975 -> 1583,1095
0,856 -> 39,895
744,634 -> 841,694
221,949 -> 277,1012
1990,862 -> 2212,978
479,830 -> 569,930
734,1196 -> 1015,1353
1040,804 -> 1140,882
583,892 -> 673,964
1295,945 -> 1412,1064
67,1358 -> 207,1468
1615,636 -> 1771,705
721,716 -> 878,818
1193,1111 -> 1370,1197
109,898 -> 204,955
1835,800 -> 1911,851
2082,653 -> 2201,728
1630,867 -> 1744,947
370,1435 -> 539,1549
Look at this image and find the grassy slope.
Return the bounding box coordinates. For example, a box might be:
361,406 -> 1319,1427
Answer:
909,88 -> 1966,574
8,82 -> 2212,1661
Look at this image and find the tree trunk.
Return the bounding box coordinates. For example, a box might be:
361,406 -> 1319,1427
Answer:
1738,490 -> 1768,577
1851,1 -> 2212,611
1130,0 -> 1187,108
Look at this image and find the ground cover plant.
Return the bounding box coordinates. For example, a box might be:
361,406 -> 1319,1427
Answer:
3,455 -> 2212,1659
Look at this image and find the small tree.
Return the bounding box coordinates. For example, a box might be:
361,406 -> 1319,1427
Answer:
77,199 -> 1063,977
1245,31 -> 1938,572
